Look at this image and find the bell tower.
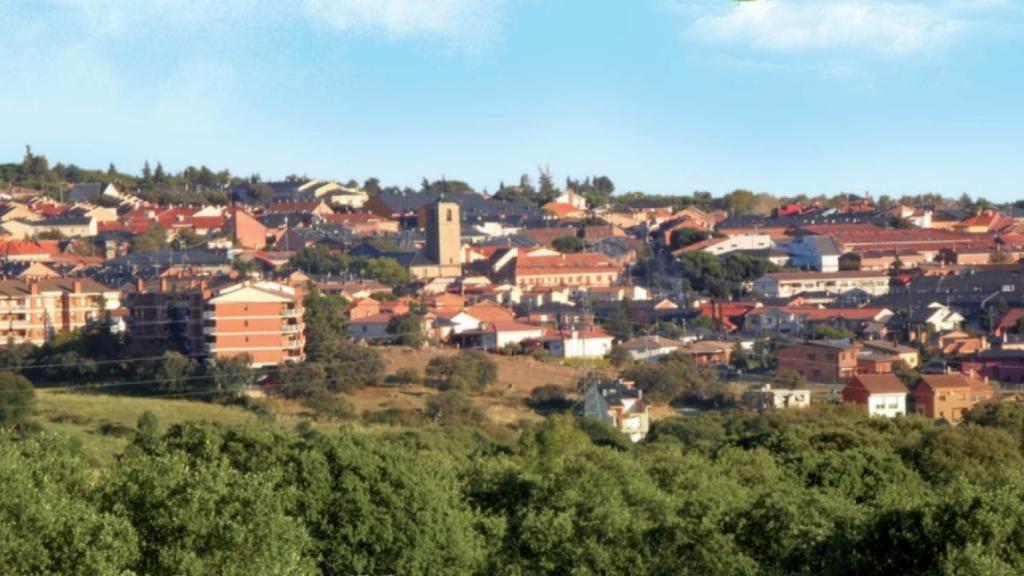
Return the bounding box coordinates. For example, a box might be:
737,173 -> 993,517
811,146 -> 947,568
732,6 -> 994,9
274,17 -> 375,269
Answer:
426,200 -> 461,274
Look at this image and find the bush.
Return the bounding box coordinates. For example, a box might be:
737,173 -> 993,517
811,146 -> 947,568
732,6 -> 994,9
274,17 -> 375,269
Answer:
425,351 -> 498,393
425,390 -> 484,425
525,384 -> 574,414
0,371 -> 35,428
302,390 -> 355,421
385,367 -> 422,387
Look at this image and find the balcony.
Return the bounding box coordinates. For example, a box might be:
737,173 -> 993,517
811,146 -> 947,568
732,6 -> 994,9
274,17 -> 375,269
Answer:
282,309 -> 299,319
281,324 -> 302,334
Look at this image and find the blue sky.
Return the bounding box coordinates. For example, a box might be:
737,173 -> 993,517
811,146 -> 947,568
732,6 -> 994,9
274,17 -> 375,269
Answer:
1,0 -> 1022,200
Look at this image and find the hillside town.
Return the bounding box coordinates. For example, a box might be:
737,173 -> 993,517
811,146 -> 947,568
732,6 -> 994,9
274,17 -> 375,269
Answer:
2,150 -> 1022,438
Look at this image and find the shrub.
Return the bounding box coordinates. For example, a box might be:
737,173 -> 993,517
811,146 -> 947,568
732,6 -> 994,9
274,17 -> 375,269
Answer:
385,367 -> 422,387
425,390 -> 484,425
526,384 -> 574,414
425,351 -> 498,393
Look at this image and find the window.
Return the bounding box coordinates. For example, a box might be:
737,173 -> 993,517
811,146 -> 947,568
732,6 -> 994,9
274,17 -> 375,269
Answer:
446,209 -> 453,222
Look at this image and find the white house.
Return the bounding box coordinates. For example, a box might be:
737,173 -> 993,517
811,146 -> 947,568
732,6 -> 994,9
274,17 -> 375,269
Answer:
583,380 -> 649,442
618,335 -> 682,362
785,235 -> 842,272
842,374 -> 909,418
478,321 -> 545,351
543,328 -> 614,359
347,313 -> 393,342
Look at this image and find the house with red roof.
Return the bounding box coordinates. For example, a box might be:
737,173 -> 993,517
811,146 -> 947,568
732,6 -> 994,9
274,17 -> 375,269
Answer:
844,373 -> 910,417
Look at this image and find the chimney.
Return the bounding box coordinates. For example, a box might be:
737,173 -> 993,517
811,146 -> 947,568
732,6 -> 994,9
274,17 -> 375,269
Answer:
159,277 -> 169,293
29,280 -> 39,295
136,278 -> 144,292
72,279 -> 82,293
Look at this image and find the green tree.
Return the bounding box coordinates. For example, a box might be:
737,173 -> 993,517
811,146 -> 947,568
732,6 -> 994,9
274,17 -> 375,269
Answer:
104,450 -> 316,575
388,311 -> 429,348
552,235 -> 586,253
425,351 -> 498,393
0,434 -> 138,574
0,372 -> 34,428
155,351 -> 198,394
208,355 -> 254,397
132,224 -> 169,253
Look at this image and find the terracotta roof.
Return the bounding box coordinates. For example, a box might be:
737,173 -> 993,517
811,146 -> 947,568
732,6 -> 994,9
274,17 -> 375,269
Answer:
850,374 -> 908,394
464,301 -> 515,323
917,373 -> 981,390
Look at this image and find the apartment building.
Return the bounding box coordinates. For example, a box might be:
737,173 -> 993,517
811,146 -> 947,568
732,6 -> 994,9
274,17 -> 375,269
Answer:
125,278 -> 304,367
753,271 -> 891,298
0,278 -> 120,346
513,253 -> 624,288
202,281 -> 305,367
776,341 -> 861,384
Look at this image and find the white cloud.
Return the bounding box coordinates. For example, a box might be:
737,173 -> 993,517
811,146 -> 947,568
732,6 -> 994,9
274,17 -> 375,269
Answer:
674,0 -> 1009,56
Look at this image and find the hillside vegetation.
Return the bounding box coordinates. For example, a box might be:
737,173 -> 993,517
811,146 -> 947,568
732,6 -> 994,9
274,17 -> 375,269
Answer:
6,402 -> 1024,574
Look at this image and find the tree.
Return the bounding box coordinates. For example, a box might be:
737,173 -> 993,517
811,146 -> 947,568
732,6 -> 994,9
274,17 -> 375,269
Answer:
538,166 -> 558,203
174,227 -> 204,250
388,312 -> 428,348
327,340 -> 385,391
425,390 -> 483,424
813,324 -> 854,340
208,355 -> 254,397
670,227 -> 713,250
104,450 -> 316,575
552,235 -> 586,253
155,351 -> 198,394
141,160 -> 153,183
990,250 -> 1013,264
0,435 -> 138,574
0,372 -> 35,428
154,162 -> 167,183
136,410 -> 160,448
249,182 -> 274,206
724,189 -> 757,215
769,368 -> 806,390
132,225 -> 169,253
107,162 -> 118,177
425,351 -> 498,393
302,288 -> 348,362
604,299 -> 635,341
363,177 -> 381,195
525,384 -> 573,414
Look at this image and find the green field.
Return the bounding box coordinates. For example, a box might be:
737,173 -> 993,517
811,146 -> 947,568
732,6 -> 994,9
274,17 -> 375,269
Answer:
36,390 -> 281,466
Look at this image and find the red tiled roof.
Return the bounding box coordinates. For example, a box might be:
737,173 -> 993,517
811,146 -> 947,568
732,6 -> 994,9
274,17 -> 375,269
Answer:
850,374 -> 908,394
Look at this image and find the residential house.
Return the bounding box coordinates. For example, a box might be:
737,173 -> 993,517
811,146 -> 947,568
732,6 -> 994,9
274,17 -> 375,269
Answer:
618,335 -> 683,362
785,235 -> 842,272
776,341 -> 861,384
843,374 -> 909,417
583,379 -> 650,441
743,383 -> 811,410
67,182 -> 121,204
911,373 -> 995,423
542,328 -> 615,359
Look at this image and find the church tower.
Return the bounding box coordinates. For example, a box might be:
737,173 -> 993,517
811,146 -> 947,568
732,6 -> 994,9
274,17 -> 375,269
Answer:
425,200 -> 461,274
